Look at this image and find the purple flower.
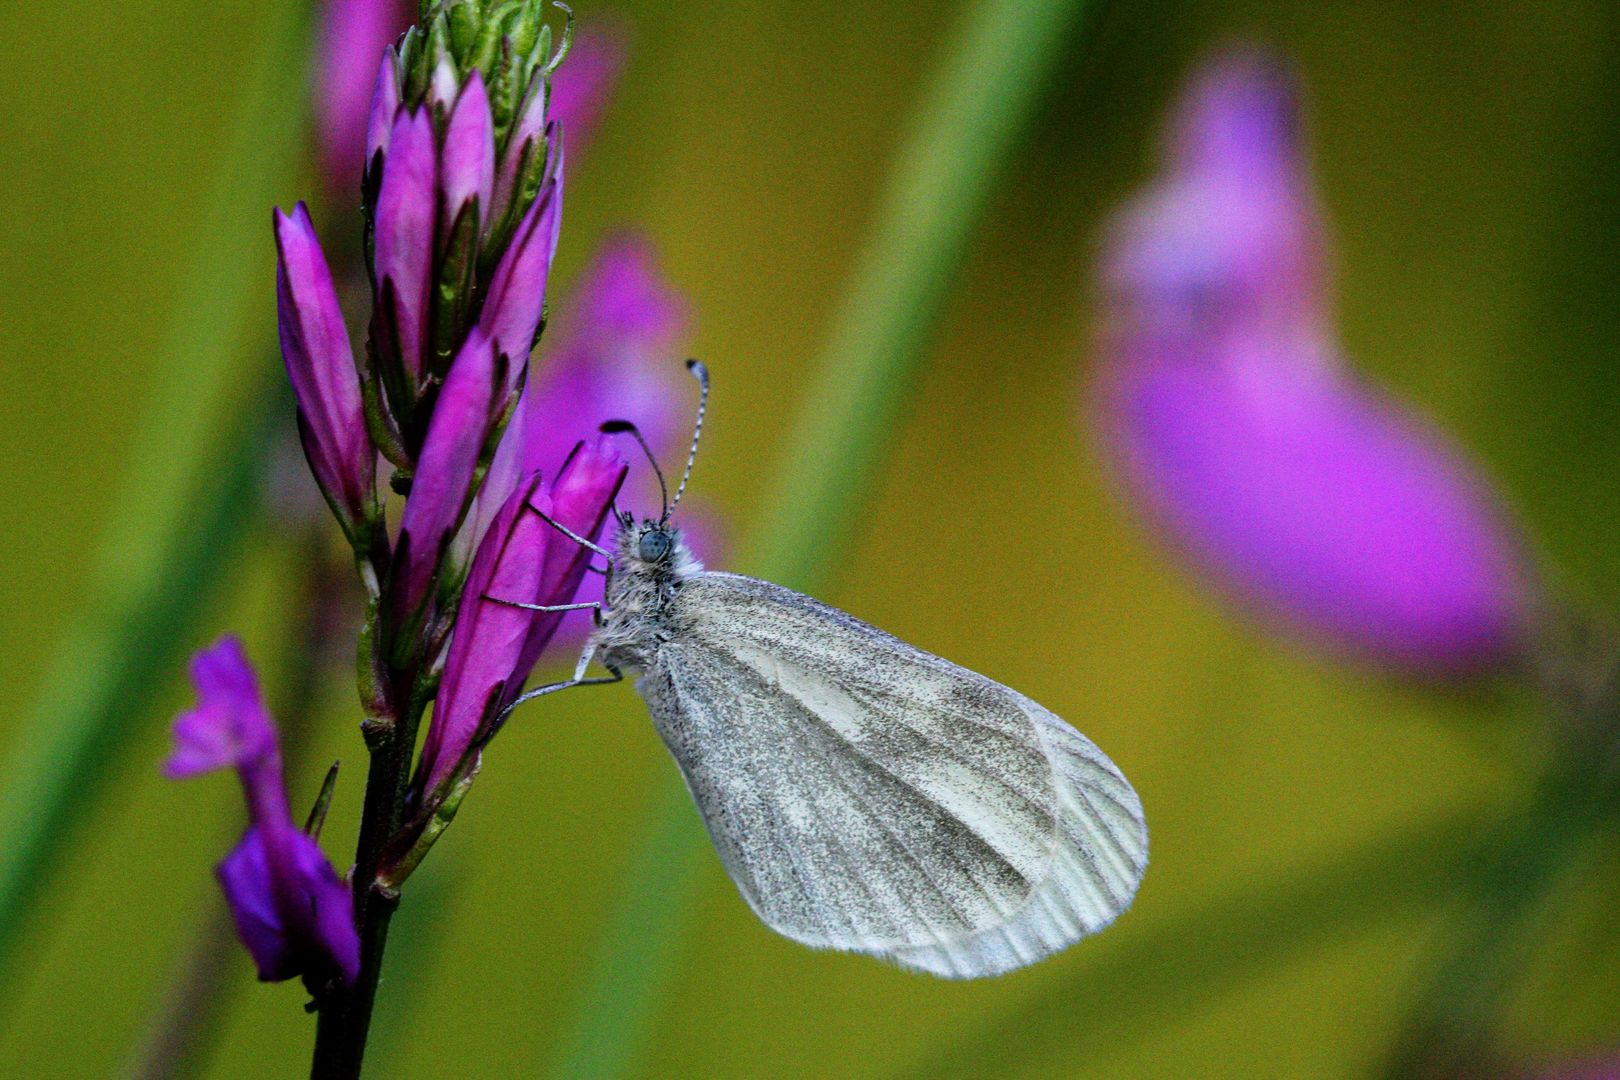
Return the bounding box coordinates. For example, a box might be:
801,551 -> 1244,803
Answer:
274,202 -> 375,542
547,20 -> 627,158
1094,49 -> 1530,673
165,639 -> 360,986
441,72 -> 496,236
389,329 -> 502,634
415,442 -> 625,797
372,106 -> 439,393
365,51 -> 401,169
313,0 -> 414,193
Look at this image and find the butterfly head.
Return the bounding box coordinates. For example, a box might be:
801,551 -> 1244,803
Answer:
611,517 -> 701,589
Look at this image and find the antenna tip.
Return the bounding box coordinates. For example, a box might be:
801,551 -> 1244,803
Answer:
686,358 -> 708,379
599,419 -> 638,434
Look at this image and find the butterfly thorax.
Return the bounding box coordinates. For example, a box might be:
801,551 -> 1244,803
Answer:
592,519 -> 701,670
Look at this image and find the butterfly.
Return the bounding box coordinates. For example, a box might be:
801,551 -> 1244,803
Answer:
517,361 -> 1147,978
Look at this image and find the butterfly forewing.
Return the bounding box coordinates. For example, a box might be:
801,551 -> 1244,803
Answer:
635,571 -> 1148,978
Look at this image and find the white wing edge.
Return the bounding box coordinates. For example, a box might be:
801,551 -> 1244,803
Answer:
870,699 -> 1149,978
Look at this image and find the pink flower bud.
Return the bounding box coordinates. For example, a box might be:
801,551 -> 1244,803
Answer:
273,203 -> 375,540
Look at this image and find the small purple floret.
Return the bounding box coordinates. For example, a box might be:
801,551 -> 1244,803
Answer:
274,203 -> 374,537
166,638 -> 360,985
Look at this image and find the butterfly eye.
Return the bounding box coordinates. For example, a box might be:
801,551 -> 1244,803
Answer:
638,530 -> 673,563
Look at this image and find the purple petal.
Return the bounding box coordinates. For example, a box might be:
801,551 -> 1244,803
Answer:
417,443 -> 625,795
1103,49 -> 1320,338
521,234 -> 688,499
391,329 -> 500,623
547,20 -> 627,158
441,71 -> 495,230
428,56 -> 459,115
463,385 -> 527,562
479,131 -> 564,382
165,637 -> 278,780
217,825 -> 360,985
1095,49 -> 1529,672
1101,335 -> 1527,670
511,439 -> 626,681
364,48 -> 402,167
314,0 -> 414,191
417,473 -> 552,795
374,107 -> 438,385
274,203 -> 373,531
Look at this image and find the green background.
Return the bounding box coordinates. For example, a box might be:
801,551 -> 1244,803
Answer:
2,0 -> 1617,1076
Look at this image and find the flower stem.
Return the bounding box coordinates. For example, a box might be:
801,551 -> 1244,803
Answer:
545,2 -> 1092,1076
309,670 -> 425,1079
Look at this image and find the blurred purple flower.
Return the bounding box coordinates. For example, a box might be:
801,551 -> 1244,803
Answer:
548,20 -> 627,157
1536,1053 -> 1620,1080
1094,48 -> 1530,673
313,0 -> 414,194
522,233 -> 687,485
274,203 -> 376,542
415,443 -> 625,796
165,638 -> 359,986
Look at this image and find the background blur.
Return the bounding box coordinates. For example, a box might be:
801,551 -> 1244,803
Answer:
3,1 -> 1618,1077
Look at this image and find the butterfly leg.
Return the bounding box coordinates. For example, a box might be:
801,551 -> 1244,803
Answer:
488,660 -> 623,738
482,595 -> 608,628
521,499 -> 615,560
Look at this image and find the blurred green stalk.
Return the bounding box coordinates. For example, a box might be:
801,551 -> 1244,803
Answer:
0,1 -> 309,978
544,1 -> 1091,1076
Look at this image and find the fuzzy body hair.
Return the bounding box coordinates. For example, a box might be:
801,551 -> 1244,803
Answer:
593,519 -> 703,670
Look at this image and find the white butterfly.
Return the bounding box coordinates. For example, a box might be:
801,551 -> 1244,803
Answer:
519,362 -> 1147,978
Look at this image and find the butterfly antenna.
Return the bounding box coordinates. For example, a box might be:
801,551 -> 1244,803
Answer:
667,359 -> 709,520
599,419 -> 667,520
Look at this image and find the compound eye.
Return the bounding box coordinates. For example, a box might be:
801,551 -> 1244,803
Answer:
638,530 -> 672,562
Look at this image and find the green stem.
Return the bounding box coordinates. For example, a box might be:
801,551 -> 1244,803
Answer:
0,1 -> 311,977
545,2 -> 1091,1076
308,672 -> 425,1079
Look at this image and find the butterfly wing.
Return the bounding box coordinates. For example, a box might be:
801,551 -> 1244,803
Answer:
635,571 -> 1148,978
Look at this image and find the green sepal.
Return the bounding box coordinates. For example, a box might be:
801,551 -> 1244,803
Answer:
506,1 -> 542,62
303,762 -> 341,839
466,1 -> 519,80
368,278 -> 421,458
356,593 -> 390,730
360,331 -> 410,470
488,37 -> 522,145
446,0 -> 480,59
543,1 -> 573,73
428,200 -> 483,381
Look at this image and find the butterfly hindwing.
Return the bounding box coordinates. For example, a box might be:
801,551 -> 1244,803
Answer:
635,571 -> 1148,978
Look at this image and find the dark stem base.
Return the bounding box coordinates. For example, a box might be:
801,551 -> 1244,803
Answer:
308,687 -> 420,1080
